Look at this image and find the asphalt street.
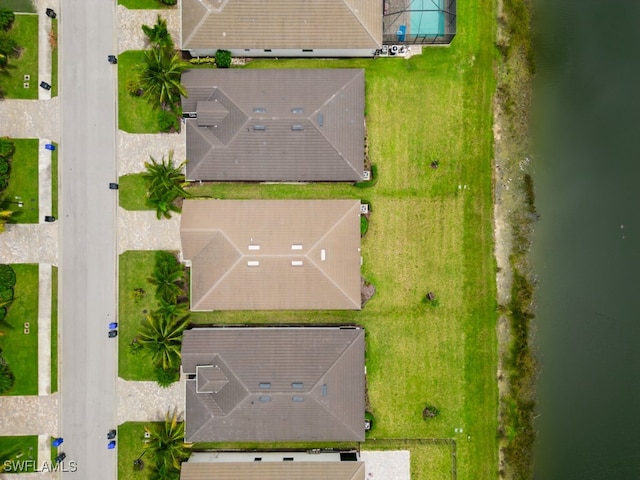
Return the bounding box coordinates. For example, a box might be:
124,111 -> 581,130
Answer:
59,0 -> 119,478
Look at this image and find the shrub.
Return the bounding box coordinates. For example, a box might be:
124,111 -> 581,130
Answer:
0,288 -> 14,304
422,404 -> 439,419
0,32 -> 19,58
131,287 -> 146,303
0,137 -> 15,158
0,307 -> 6,322
158,0 -> 177,5
0,264 -> 16,288
126,79 -> 142,97
360,215 -> 369,236
215,49 -> 231,68
154,366 -> 180,387
129,337 -> 144,356
0,8 -> 14,32
158,110 -> 179,133
0,362 -> 15,394
0,157 -> 9,174
0,174 -> 8,191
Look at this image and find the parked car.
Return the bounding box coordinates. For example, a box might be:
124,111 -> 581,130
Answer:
107,440 -> 116,449
107,429 -> 116,440
108,330 -> 118,338
108,322 -> 118,329
52,437 -> 64,447
54,452 -> 66,463
107,55 -> 117,64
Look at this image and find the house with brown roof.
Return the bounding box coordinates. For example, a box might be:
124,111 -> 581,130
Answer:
181,0 -> 382,58
181,326 -> 366,443
180,69 -> 366,182
180,199 -> 362,311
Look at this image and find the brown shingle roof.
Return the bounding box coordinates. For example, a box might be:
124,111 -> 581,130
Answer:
180,199 -> 362,311
181,69 -> 365,182
181,0 -> 382,51
182,327 -> 366,442
180,461 -> 366,480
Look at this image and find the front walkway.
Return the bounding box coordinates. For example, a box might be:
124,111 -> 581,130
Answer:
118,131 -> 185,176
117,5 -> 181,54
117,376 -> 185,424
117,208 -> 181,254
0,224 -> 58,264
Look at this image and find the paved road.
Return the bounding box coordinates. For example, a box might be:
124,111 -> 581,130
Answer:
59,0 -> 119,478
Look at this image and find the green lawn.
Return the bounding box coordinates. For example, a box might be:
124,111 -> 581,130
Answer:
118,0 -> 498,476
0,264 -> 38,395
119,173 -> 149,210
0,436 -> 38,473
51,142 -> 58,218
118,0 -> 174,9
118,251 -> 162,380
51,18 -> 58,97
50,266 -> 58,393
2,138 -> 39,223
0,14 -> 38,99
117,422 -> 152,480
118,51 -> 164,133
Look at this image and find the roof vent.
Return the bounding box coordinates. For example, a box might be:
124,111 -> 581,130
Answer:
317,113 -> 324,126
292,382 -> 304,389
253,107 -> 266,113
291,244 -> 303,250
321,249 -> 326,261
248,244 -> 260,251
259,382 -> 271,389
321,384 -> 327,396
291,125 -> 304,131
291,107 -> 304,114
259,396 -> 271,402
292,396 -> 304,402
253,125 -> 266,131
291,260 -> 303,266
247,261 -> 260,267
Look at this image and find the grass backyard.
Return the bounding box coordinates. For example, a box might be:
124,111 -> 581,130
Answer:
0,14 -> 38,99
117,0 -> 497,477
0,264 -> 38,396
0,436 -> 38,472
3,138 -> 39,224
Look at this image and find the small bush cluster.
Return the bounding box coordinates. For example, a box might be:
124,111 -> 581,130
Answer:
215,49 -> 231,68
0,138 -> 14,192
0,8 -> 15,31
158,110 -> 179,133
158,0 -> 177,5
422,404 -> 439,419
189,57 -> 215,65
0,264 -> 17,394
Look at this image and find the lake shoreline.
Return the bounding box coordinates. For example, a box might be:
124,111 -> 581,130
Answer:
493,0 -> 538,478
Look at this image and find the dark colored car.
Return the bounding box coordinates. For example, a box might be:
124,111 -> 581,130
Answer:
40,81 -> 51,91
108,330 -> 118,338
54,452 -> 66,463
108,55 -> 117,64
107,429 -> 116,439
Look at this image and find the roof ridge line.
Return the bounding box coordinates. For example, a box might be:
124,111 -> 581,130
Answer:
308,329 -> 364,438
311,71 -> 364,178
341,0 -> 381,46
183,7 -> 211,50
306,201 -> 361,309
191,230 -> 244,310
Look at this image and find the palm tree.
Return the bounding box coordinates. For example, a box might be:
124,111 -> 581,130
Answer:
137,312 -> 189,370
144,409 -> 192,471
154,298 -> 188,321
0,208 -> 14,233
147,257 -> 184,303
143,151 -> 190,220
138,47 -> 188,110
147,463 -> 180,480
142,15 -> 173,51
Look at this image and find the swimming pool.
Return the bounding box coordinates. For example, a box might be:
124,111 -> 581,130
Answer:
410,0 -> 445,36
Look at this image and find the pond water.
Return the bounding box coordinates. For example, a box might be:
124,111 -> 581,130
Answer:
532,1 -> 640,478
